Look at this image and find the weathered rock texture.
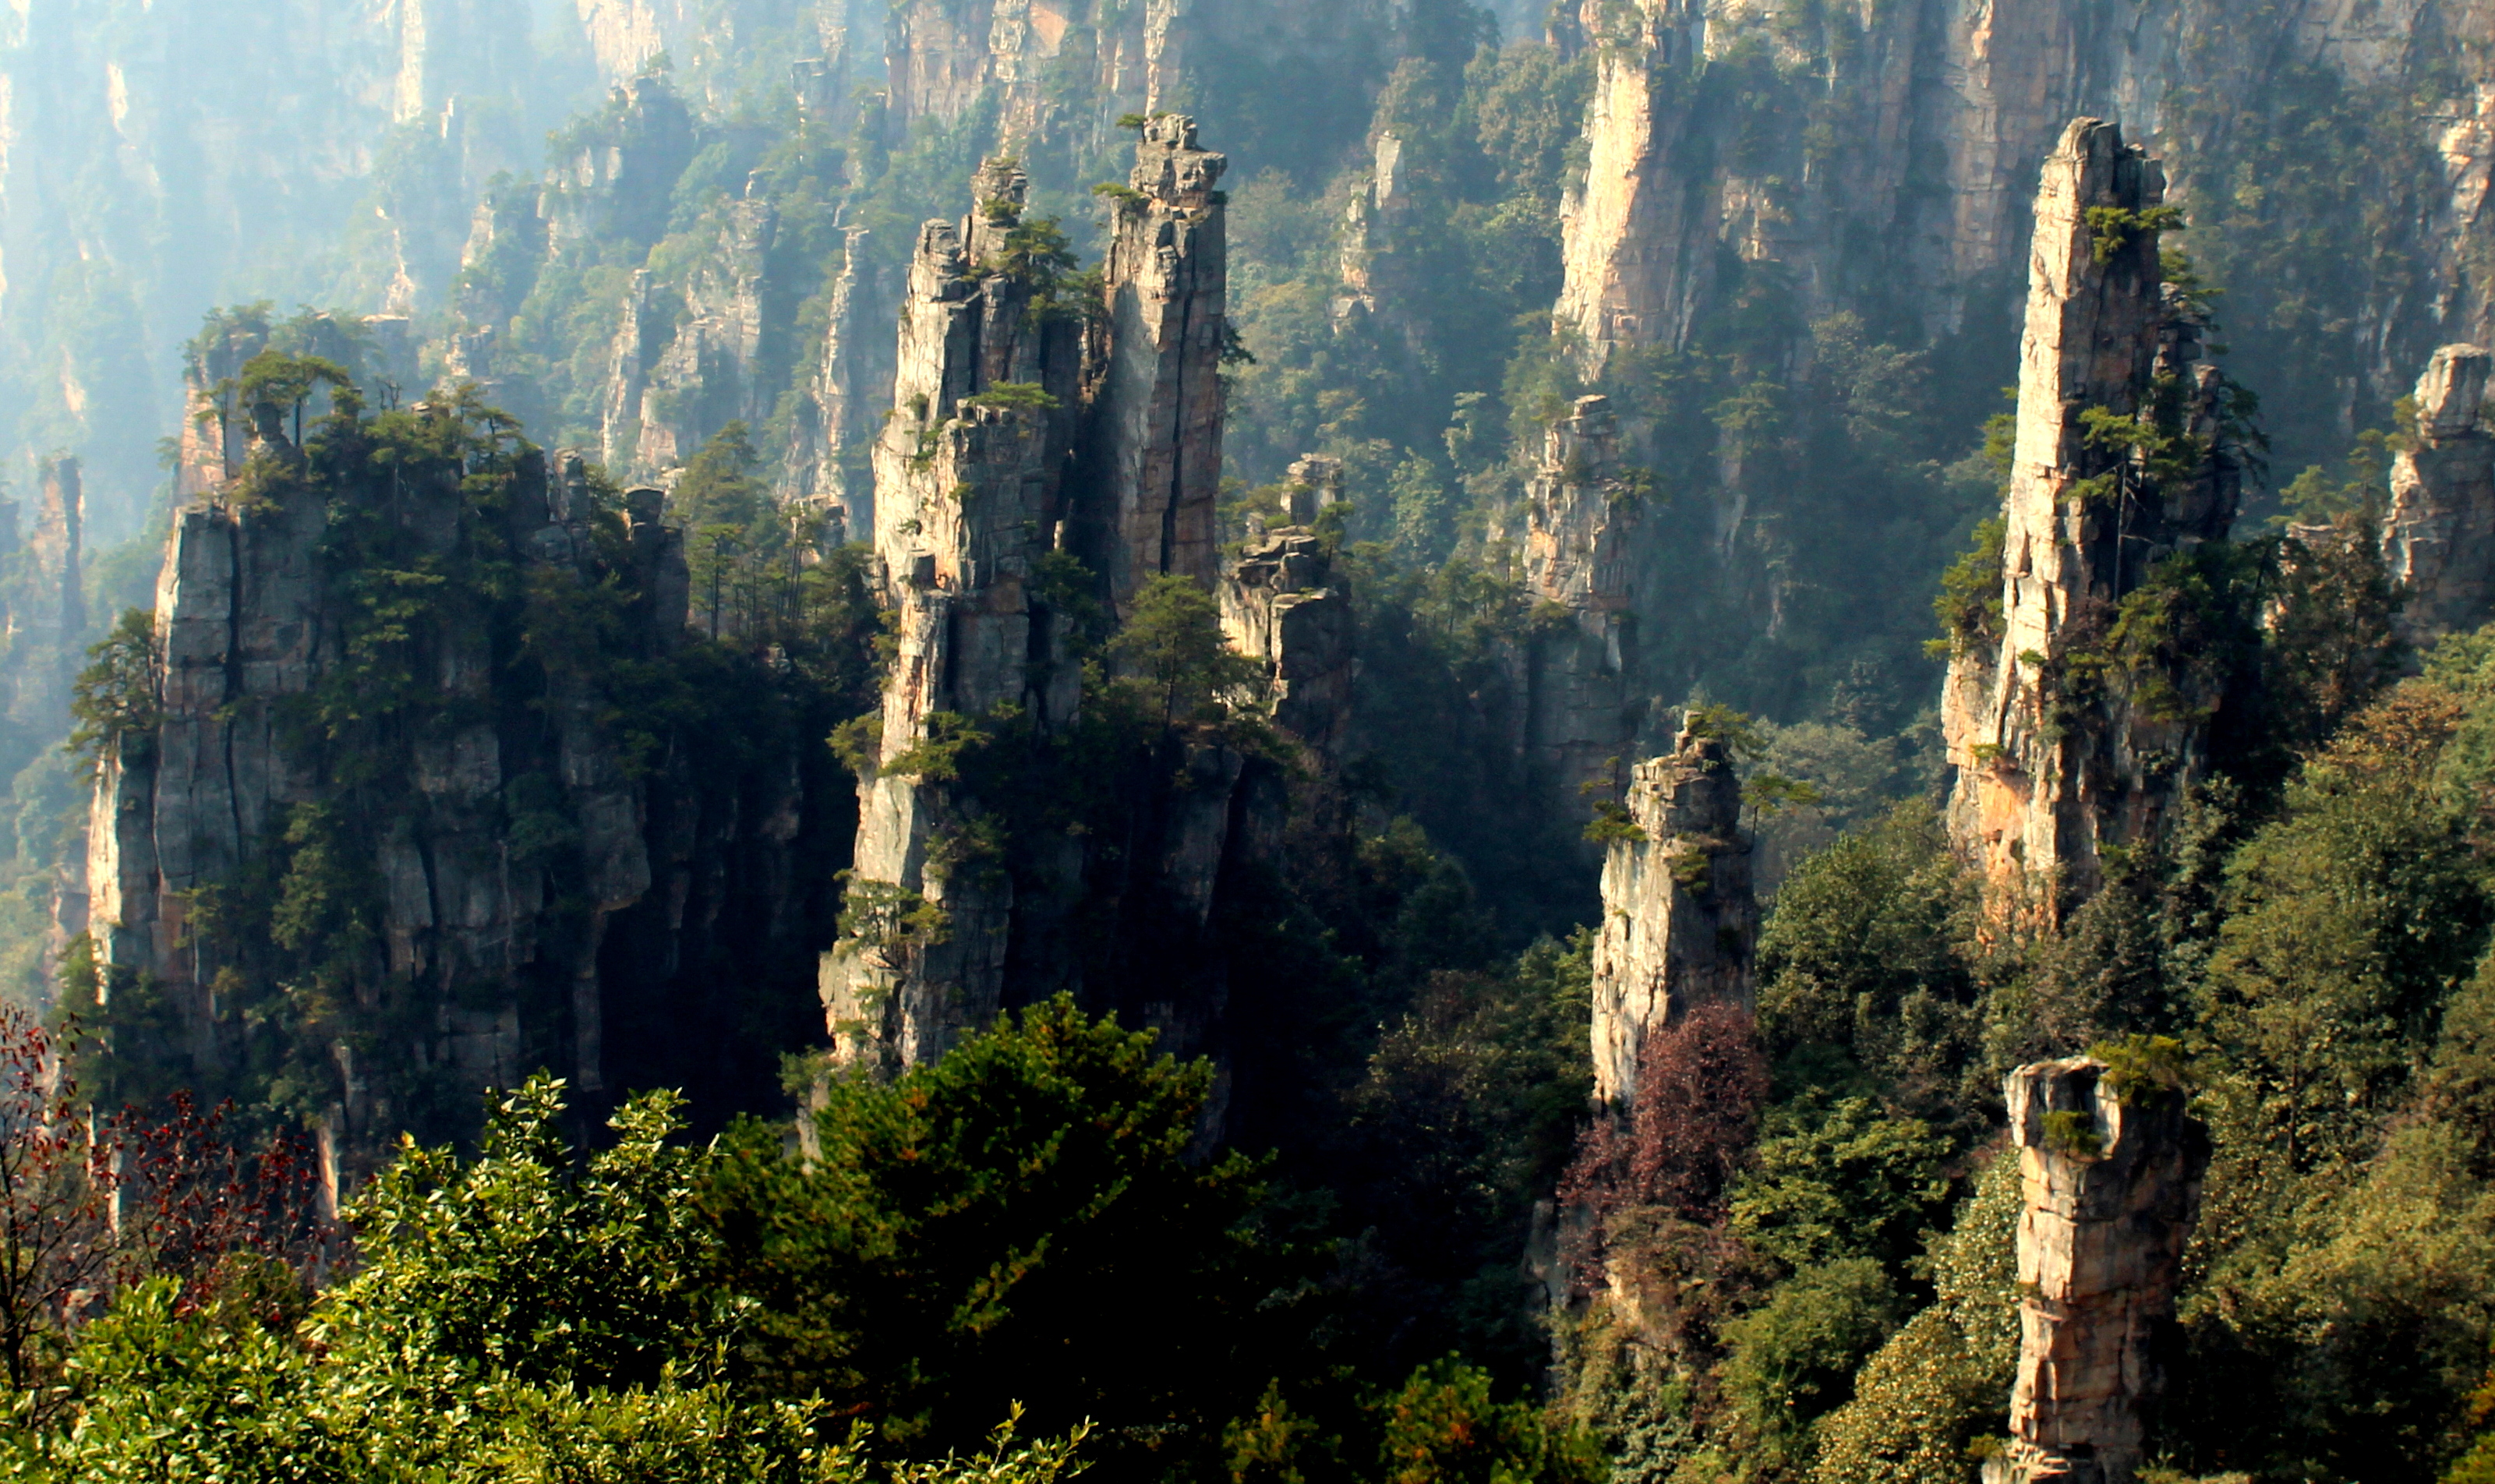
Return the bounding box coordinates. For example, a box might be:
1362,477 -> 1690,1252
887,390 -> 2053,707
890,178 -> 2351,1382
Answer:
819,157 -> 1087,1068
11,457 -> 85,731
86,340 -> 853,1161
1549,0 -> 2495,388
1523,394 -> 1646,817
1091,114 -> 1230,609
1221,521 -> 1352,764
1941,120 -> 2242,917
1589,724 -> 1755,1107
2385,343 -> 2495,645
821,125 -> 1289,1076
2005,1057 -> 2209,1484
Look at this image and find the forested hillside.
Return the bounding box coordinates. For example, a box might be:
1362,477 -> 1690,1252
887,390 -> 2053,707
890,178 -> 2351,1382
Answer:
0,1 -> 2493,1482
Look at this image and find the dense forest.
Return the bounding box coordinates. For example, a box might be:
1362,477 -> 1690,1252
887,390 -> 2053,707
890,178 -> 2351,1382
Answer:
0,0 -> 2492,1481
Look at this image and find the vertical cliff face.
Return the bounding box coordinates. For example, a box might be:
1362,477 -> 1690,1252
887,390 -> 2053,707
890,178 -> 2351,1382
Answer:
1550,0 -> 2495,396
1940,120 -> 2240,917
822,125 -> 1264,1075
84,335 -> 857,1158
13,458 -> 83,728
2385,344 -> 2495,647
1524,394 -> 1645,818
819,158 -> 1087,1069
1091,114 -> 1229,610
781,227 -> 899,539
1589,724 -> 1755,1107
2005,1057 -> 2209,1484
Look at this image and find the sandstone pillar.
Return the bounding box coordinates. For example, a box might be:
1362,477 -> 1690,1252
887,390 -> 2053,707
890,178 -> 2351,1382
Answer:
1589,723 -> 1755,1106
2005,1057 -> 2209,1484
1220,517 -> 1351,763
2384,343 -> 2495,645
818,158 -> 1084,1072
1525,394 -> 1645,819
1940,118 -> 2242,920
1091,114 -> 1228,609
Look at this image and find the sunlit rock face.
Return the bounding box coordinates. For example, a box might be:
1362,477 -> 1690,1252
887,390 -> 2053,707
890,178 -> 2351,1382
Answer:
2385,344 -> 2495,647
821,122 -> 1260,1076
1939,120 -> 2241,920
2003,1056 -> 2208,1484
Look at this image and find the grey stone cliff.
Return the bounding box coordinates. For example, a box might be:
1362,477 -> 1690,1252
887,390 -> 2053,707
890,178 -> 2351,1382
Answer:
1589,723 -> 1755,1107
2385,344 -> 2495,646
1523,394 -> 1645,822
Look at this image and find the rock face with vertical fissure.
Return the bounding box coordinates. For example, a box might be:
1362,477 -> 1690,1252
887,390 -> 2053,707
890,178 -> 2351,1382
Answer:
818,156 -> 1087,1069
1589,724 -> 1755,1107
2004,1057 -> 2209,1484
1940,118 -> 2242,918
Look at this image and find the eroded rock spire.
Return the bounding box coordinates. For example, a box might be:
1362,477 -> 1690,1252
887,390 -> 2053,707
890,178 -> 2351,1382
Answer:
1940,118 -> 2242,918
1091,114 -> 1228,611
1589,721 -> 1756,1106
2003,1056 -> 2208,1484
2384,343 -> 2495,645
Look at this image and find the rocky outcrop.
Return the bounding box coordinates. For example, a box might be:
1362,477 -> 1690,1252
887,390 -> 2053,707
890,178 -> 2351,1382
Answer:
12,457 -> 85,728
1524,394 -> 1645,816
1221,513 -> 1352,763
2004,1057 -> 2209,1484
1548,0 -> 2495,386
1940,119 -> 2242,917
780,227 -> 898,539
84,330 -> 852,1159
1090,114 -> 1230,610
817,157 -> 1088,1069
822,125 -> 1262,1073
1589,723 -> 1755,1107
2384,344 -> 2495,645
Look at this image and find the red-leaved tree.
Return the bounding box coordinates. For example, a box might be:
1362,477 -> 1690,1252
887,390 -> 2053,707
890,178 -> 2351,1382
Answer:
110,1091 -> 332,1321
1563,1002 -> 1770,1224
0,1005 -> 115,1414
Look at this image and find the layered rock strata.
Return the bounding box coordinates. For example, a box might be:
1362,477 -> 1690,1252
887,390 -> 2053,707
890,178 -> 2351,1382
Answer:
2005,1057 -> 2209,1484
2384,344 -> 2495,645
1941,119 -> 2242,917
1523,394 -> 1645,817
1589,723 -> 1755,1107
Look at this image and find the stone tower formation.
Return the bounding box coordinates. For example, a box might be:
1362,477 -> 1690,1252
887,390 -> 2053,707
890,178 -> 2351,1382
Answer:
1940,118 -> 2243,918
1523,394 -> 1647,824
819,117 -> 1273,1071
1586,719 -> 1756,1107
2002,1057 -> 2209,1484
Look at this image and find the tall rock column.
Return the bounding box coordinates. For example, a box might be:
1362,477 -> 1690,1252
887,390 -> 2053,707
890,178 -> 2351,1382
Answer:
1090,114 -> 1228,608
1525,394 -> 1645,817
2384,343 -> 2495,645
1589,723 -> 1755,1106
1940,118 -> 2242,918
1552,0 -> 1709,373
2004,1057 -> 2208,1484
819,160 -> 1083,1071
